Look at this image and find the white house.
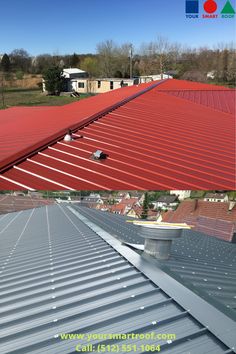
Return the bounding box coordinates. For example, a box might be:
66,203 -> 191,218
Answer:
62,68 -> 88,92
82,193 -> 103,205
42,68 -> 88,93
204,193 -> 228,203
152,195 -> 179,210
170,190 -> 191,200
70,78 -> 138,94
137,73 -> 173,83
62,68 -> 88,79
207,71 -> 216,79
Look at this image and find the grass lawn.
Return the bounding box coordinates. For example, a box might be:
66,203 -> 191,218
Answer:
0,88 -> 93,109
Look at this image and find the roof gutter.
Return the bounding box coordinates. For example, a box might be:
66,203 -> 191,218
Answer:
0,79 -> 168,174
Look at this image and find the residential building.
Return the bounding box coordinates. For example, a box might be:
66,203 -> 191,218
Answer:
62,68 -> 88,92
43,68 -> 139,94
207,71 -> 216,79
69,77 -> 138,94
136,73 -> 173,83
162,200 -> 236,242
0,194 -> 54,214
204,193 -> 229,203
127,205 -> 159,220
114,192 -> 131,203
82,194 -> 103,205
42,68 -> 88,92
153,195 -> 179,210
170,190 -> 191,200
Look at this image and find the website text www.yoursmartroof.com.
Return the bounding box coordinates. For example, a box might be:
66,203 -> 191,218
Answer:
58,332 -> 177,352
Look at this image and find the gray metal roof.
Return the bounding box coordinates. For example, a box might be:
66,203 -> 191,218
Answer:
73,205 -> 236,318
0,205 -> 235,354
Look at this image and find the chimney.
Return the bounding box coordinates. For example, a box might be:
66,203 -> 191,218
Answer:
192,199 -> 198,212
134,222 -> 189,260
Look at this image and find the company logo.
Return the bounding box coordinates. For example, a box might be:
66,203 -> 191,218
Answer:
204,0 -> 218,13
202,0 -> 218,17
186,0 -> 199,18
221,0 -> 235,17
185,0 -> 235,19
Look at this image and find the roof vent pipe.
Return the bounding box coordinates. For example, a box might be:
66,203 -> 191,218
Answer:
134,222 -> 191,260
64,129 -> 73,142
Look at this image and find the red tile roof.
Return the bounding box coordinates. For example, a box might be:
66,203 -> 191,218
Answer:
0,79 -> 235,190
119,197 -> 139,205
109,204 -> 127,214
162,200 -> 236,222
162,200 -> 236,242
0,194 -> 54,214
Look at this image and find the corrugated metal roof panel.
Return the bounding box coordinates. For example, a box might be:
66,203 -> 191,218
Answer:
73,205 -> 236,317
1,79 -> 235,190
155,79 -> 232,91
0,205 -> 235,353
161,90 -> 235,114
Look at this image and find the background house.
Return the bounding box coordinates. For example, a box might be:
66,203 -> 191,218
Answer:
136,73 -> 173,83
170,190 -> 191,200
152,195 -> 179,210
42,67 -> 172,94
62,68 -> 88,92
73,78 -> 138,94
127,205 -> 159,220
204,193 -> 228,203
79,193 -> 104,209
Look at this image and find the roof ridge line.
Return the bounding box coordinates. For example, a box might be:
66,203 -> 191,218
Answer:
0,79 -> 168,175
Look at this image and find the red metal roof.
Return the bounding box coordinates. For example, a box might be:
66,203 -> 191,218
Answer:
155,79 -> 232,90
0,82 -> 154,170
0,79 -> 235,190
159,90 -> 235,114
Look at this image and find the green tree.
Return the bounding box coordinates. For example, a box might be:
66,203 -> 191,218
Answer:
141,192 -> 149,219
80,56 -> 99,77
1,53 -> 11,72
43,66 -> 65,95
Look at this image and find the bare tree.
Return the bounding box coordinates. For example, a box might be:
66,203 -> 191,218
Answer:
116,43 -> 133,78
0,74 -> 5,108
96,40 -> 118,77
138,41 -> 158,75
9,49 -> 31,72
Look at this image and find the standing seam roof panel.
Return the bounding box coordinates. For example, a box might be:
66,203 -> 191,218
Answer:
0,205 -> 235,354
0,79 -> 235,190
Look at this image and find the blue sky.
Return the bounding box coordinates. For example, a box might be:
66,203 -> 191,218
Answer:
1,0 -> 235,55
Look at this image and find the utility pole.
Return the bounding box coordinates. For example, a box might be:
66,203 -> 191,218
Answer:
129,44 -> 133,79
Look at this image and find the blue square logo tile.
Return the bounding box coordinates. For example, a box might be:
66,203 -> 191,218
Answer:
186,0 -> 199,13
